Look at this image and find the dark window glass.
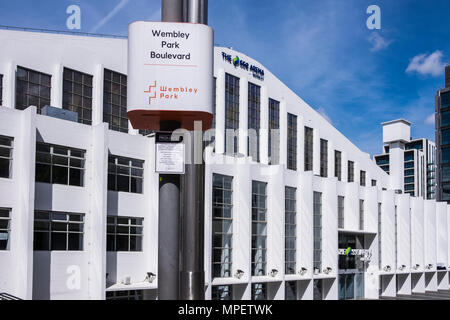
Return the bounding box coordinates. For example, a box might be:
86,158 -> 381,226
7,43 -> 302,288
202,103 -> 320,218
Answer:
248,83 -> 260,162
287,114 -> 297,170
404,151 -> 414,161
0,208 -> 11,250
0,74 -> 3,106
63,68 -> 93,125
212,285 -> 232,300
335,151 -> 342,181
251,283 -> 267,300
268,98 -> 280,165
212,174 -> 233,278
375,155 -> 389,166
348,161 -> 354,182
304,127 -> 313,171
106,216 -> 143,252
441,91 -> 450,109
0,136 -> 13,179
33,211 -> 84,251
106,290 -> 143,300
285,187 -> 296,275
103,69 -> 128,133
443,147 -> 450,164
441,110 -> 450,127
108,155 -> 144,193
338,196 -> 344,229
360,170 -> 366,186
442,129 -> 450,146
320,139 -> 328,177
15,66 -> 51,114
442,166 -> 450,183
372,179 -> 377,187
313,192 -> 322,272
285,281 -> 297,300
224,73 -> 239,155
404,169 -> 414,176
359,199 -> 364,230
252,181 -> 267,276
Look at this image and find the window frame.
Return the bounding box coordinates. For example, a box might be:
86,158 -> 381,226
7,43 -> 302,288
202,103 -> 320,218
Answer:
251,180 -> 267,276
106,216 -> 144,252
15,66 -> 51,114
103,69 -> 128,133
108,155 -> 144,194
62,67 -> 93,125
0,208 -> 11,250
0,135 -> 13,179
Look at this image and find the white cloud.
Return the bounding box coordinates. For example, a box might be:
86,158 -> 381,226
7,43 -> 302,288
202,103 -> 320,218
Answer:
316,107 -> 333,124
425,113 -> 435,125
406,50 -> 446,76
90,0 -> 130,33
368,33 -> 392,52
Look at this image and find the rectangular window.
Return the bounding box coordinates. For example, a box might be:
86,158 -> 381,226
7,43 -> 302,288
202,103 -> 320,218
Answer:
62,68 -> 93,125
252,181 -> 267,276
304,127 -> 313,171
360,170 -> 366,186
320,139 -> 328,177
106,216 -> 143,251
287,113 -> 297,170
224,73 -> 239,155
313,192 -> 322,272
212,174 -> 233,278
441,91 -> 450,109
285,187 -> 296,275
394,205 -> 398,268
378,203 -> 382,269
0,74 -> 3,105
359,200 -> 364,230
0,136 -> 13,179
0,208 -> 11,250
251,283 -> 267,300
35,142 -> 85,186
441,110 -> 450,127
33,211 -> 84,251
338,196 -> 344,229
248,83 -> 260,162
103,69 -> 128,133
108,155 -> 144,193
285,281 -> 297,300
372,179 -> 377,187
16,66 -> 51,114
106,290 -> 143,300
212,285 -> 232,300
348,161 -> 354,182
335,151 -> 342,181
268,98 -> 280,165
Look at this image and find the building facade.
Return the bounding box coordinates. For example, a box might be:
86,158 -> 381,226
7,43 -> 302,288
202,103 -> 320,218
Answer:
374,120 -> 436,199
436,66 -> 450,203
0,28 -> 450,300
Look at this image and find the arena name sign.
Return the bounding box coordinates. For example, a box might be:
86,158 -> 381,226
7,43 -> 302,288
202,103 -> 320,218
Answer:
222,52 -> 265,81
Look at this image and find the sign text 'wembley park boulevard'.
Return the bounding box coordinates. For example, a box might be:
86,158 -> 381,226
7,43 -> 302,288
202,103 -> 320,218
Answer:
127,21 -> 214,131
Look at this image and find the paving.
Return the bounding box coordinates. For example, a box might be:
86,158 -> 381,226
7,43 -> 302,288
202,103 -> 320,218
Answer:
379,290 -> 450,300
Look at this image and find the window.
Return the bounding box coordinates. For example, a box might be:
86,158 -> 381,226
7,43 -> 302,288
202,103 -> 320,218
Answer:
404,151 -> 414,161
33,211 -> 84,251
360,170 -> 366,186
304,127 -> 313,171
442,147 -> 450,164
252,181 -> 267,276
248,83 -> 260,162
287,113 -> 297,170
285,187 -> 296,275
404,169 -> 414,176
441,91 -> 450,109
0,74 -> 3,105
15,66 -> 51,114
0,136 -> 13,179
107,216 -> 143,251
394,206 -> 397,268
103,69 -> 128,133
359,200 -> 364,230
338,196 -> 344,229
212,285 -> 232,300
63,68 -> 93,125
442,166 -> 450,183
224,73 -> 239,155
348,161 -> 354,182
372,179 -> 377,187
313,192 -> 322,272
106,290 -> 143,300
320,139 -> 328,177
212,174 -> 233,278
441,110 -> 450,127
285,281 -> 297,300
375,156 -> 389,166
251,283 -> 267,300
378,203 -> 382,269
0,208 -> 11,250
268,98 -> 280,165
404,162 -> 414,169
335,151 -> 342,181
108,155 -> 144,193
313,279 -> 323,300
404,176 -> 414,184
35,142 -> 85,186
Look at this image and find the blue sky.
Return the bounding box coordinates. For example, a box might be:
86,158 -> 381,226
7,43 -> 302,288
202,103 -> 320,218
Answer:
0,0 -> 448,156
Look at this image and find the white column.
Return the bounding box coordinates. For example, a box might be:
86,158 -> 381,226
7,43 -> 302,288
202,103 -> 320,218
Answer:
51,64 -> 63,108
238,77 -> 248,156
5,62 -> 16,109
389,141 -> 405,191
215,69 -> 225,155
260,86 -> 269,165
92,64 -> 104,126
279,100 -> 287,167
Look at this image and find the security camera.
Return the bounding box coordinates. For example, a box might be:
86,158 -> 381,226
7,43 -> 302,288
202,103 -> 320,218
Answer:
121,276 -> 131,285
314,267 -> 320,275
398,265 -> 406,271
323,267 -> 332,274
413,264 -> 420,270
145,272 -> 156,283
383,265 -> 391,272
426,264 -> 433,270
234,269 -> 244,279
269,269 -> 278,277
298,267 -> 307,276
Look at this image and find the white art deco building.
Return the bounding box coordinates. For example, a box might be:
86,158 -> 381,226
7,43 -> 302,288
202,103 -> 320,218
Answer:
0,27 -> 449,300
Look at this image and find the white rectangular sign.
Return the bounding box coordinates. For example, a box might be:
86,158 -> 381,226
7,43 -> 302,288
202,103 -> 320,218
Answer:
155,142 -> 185,174
128,21 -> 213,114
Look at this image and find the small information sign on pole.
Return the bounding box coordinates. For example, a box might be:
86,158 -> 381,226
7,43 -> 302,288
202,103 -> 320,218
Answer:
155,132 -> 185,174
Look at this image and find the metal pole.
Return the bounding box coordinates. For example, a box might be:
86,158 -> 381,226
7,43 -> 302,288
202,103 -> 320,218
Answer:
161,0 -> 184,22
